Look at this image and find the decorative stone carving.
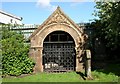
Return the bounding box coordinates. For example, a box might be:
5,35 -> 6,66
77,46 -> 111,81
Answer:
45,8 -> 71,27
30,6 -> 88,73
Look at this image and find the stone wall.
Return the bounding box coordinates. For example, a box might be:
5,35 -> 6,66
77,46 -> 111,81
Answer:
29,7 -> 87,72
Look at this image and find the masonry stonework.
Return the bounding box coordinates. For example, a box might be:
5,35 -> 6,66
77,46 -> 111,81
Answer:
29,7 -> 87,72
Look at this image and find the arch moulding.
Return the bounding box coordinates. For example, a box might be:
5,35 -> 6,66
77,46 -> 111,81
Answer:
29,7 -> 86,72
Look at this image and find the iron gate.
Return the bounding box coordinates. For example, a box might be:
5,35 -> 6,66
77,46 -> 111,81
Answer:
43,42 -> 75,72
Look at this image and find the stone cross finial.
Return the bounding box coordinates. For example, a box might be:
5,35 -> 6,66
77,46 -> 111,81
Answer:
57,6 -> 60,9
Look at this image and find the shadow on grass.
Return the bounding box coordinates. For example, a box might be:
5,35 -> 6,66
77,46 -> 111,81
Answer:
76,72 -> 86,80
92,64 -> 120,76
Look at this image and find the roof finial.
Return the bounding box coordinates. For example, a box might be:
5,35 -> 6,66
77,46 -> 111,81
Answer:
57,6 -> 60,9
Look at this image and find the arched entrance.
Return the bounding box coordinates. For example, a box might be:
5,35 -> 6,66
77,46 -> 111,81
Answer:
29,7 -> 87,73
43,31 -> 76,72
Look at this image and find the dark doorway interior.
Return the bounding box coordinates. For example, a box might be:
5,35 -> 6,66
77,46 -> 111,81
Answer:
43,31 -> 76,72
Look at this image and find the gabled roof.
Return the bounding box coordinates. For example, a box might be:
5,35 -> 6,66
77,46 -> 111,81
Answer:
0,10 -> 22,21
30,6 -> 82,39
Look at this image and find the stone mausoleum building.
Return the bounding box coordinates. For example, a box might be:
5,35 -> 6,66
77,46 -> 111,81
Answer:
29,7 -> 89,73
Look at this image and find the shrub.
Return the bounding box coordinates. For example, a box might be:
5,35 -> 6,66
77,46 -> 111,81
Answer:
1,27 -> 35,76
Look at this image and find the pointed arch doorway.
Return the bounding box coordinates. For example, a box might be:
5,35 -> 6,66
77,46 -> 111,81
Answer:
43,31 -> 76,72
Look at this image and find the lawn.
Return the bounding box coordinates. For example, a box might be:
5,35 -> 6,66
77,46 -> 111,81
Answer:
2,64 -> 120,82
2,71 -> 119,82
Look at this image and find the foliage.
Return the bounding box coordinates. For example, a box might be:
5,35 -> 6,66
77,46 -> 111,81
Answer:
98,64 -> 120,76
1,25 -> 35,76
92,2 -> 120,61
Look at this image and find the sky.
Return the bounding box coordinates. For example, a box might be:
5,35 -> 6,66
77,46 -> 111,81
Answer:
1,0 -> 97,24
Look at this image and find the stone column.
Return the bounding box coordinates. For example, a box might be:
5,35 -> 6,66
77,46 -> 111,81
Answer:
76,56 -> 83,71
29,46 -> 43,73
75,47 -> 79,71
75,47 -> 84,72
85,50 -> 92,79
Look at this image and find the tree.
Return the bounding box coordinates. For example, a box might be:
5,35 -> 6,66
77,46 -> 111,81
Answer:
1,25 -> 35,76
92,2 -> 120,61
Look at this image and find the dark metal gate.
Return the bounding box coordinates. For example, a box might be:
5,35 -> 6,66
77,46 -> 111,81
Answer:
42,31 -> 76,72
43,42 -> 75,72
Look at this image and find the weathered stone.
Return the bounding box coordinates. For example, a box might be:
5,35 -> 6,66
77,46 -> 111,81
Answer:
29,7 -> 87,73
85,50 -> 92,79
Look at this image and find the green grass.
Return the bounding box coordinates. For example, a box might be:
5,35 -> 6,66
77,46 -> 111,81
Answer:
91,71 -> 118,82
2,72 -> 81,82
2,64 -> 120,82
2,71 -> 119,82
